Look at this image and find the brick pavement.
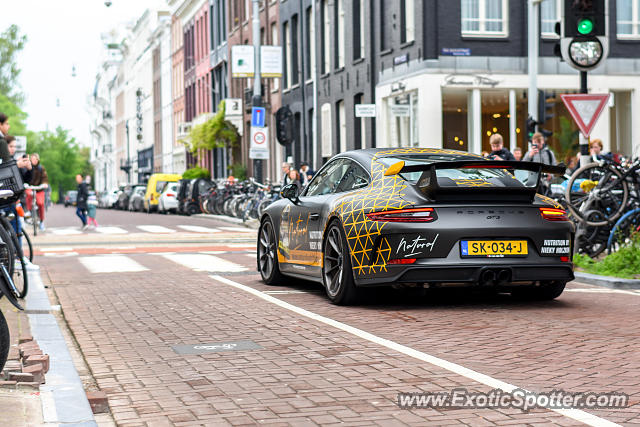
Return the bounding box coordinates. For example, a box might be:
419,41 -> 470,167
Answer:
39,251 -> 586,426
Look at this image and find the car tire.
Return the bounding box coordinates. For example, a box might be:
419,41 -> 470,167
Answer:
322,220 -> 360,305
512,281 -> 566,301
257,218 -> 284,285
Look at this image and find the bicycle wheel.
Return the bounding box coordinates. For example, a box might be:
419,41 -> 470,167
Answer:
607,208 -> 640,254
20,230 -> 33,263
0,217 -> 27,298
0,310 -> 9,373
0,224 -> 15,277
565,163 -> 628,226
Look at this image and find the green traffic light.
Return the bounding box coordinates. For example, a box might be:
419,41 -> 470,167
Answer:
577,18 -> 594,35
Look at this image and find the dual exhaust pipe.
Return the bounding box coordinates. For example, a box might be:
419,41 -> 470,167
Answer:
479,269 -> 511,286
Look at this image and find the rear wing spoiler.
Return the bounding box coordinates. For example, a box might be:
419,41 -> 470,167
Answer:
384,160 -> 566,203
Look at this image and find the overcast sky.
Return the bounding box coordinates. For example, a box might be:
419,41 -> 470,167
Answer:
6,0 -> 164,145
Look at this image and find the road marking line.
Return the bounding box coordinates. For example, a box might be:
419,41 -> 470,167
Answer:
210,275 -> 620,427
79,255 -> 148,273
136,225 -> 176,233
218,226 -> 254,233
44,252 -> 79,258
39,246 -> 74,252
245,254 -> 256,259
226,243 -> 256,248
94,226 -> 128,234
49,228 -> 83,235
566,288 -> 640,296
201,251 -> 226,255
163,254 -> 246,272
177,225 -> 220,233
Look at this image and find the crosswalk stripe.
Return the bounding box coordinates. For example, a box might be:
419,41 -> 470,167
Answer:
160,253 -> 247,272
79,255 -> 148,273
218,226 -> 254,233
94,226 -> 128,234
49,228 -> 83,235
136,225 -> 176,233
177,225 -> 220,233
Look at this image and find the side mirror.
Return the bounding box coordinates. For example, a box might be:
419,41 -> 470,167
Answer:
280,183 -> 299,203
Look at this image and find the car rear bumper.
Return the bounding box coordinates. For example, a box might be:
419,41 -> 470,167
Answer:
355,263 -> 574,287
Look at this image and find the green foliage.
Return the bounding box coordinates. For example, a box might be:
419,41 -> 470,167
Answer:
182,167 -> 211,179
187,101 -> 239,155
573,233 -> 640,279
555,116 -> 579,163
228,163 -> 247,181
26,127 -> 93,196
0,93 -> 27,136
0,25 -> 27,106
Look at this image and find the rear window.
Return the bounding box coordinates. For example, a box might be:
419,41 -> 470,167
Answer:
156,181 -> 167,192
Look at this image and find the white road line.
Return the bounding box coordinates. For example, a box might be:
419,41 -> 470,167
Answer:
226,243 -> 256,248
245,254 -> 256,259
43,252 -> 79,258
49,228 -> 83,235
162,254 -> 246,272
566,288 -> 640,296
201,251 -> 227,255
94,226 -> 128,234
79,255 -> 148,273
40,246 -> 74,252
210,275 -> 620,427
177,225 -> 220,233
218,226 -> 254,233
136,225 -> 175,233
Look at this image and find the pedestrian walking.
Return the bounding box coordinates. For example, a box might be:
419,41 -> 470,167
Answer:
87,193 -> 98,228
75,174 -> 89,230
26,153 -> 49,231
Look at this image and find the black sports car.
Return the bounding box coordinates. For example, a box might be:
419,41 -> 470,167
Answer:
257,148 -> 575,305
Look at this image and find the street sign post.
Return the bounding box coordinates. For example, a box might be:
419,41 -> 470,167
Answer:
249,127 -> 270,159
251,107 -> 266,128
560,93 -> 610,166
231,45 -> 255,77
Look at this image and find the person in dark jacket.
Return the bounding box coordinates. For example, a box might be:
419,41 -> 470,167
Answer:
76,174 -> 89,230
488,133 -> 516,161
0,113 -> 12,164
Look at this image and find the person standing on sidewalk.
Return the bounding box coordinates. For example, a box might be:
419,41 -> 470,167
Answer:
75,174 -> 89,230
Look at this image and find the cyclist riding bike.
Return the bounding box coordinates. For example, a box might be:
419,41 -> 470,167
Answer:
25,153 -> 48,232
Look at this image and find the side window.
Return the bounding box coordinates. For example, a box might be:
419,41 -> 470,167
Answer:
305,159 -> 350,197
336,161 -> 370,193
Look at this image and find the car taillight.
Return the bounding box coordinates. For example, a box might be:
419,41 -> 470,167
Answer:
166,193 -> 175,197
560,256 -> 570,262
366,208 -> 436,222
539,207 -> 569,221
387,258 -> 417,265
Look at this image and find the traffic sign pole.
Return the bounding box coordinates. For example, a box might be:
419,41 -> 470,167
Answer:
560,93 -> 610,166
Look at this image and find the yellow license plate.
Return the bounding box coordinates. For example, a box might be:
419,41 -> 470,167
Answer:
461,240 -> 528,257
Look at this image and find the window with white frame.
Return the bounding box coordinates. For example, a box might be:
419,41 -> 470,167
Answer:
461,0 -> 508,36
271,23 -> 279,91
322,0 -> 331,74
321,103 -> 333,157
306,6 -> 316,81
336,0 -> 345,68
617,0 -> 640,38
338,100 -> 346,152
541,0 -> 561,37
284,21 -> 292,89
401,0 -> 415,43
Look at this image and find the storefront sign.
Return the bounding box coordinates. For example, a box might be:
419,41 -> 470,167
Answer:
391,105 -> 411,117
355,104 -> 376,117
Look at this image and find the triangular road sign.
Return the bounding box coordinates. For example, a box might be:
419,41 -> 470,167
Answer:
560,93 -> 610,137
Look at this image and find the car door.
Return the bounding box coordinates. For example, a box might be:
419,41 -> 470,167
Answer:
279,158 -> 351,270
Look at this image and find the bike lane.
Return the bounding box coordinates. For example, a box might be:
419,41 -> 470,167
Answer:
38,250 -> 590,426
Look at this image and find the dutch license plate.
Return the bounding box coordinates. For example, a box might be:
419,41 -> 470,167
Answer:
460,240 -> 528,257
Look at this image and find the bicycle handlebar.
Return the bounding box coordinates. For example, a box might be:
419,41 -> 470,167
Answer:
24,184 -> 47,191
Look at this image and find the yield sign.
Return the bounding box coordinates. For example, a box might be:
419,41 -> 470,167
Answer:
560,93 -> 610,137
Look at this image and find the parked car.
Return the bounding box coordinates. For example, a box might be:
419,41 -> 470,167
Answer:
177,179 -> 194,215
128,185 -> 147,211
99,189 -> 120,208
117,185 -> 138,210
158,182 -> 179,214
183,178 -> 213,215
64,190 -> 77,207
143,173 -> 182,213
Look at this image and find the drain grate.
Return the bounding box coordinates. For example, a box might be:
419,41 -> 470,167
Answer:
172,340 -> 262,354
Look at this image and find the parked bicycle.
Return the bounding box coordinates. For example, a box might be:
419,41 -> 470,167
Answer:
24,183 -> 48,236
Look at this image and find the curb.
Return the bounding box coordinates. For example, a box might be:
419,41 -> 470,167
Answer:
573,271 -> 640,290
194,213 -> 260,229
26,268 -> 97,426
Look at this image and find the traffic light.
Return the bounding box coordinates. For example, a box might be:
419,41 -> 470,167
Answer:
561,0 -> 609,71
275,106 -> 294,146
526,116 -> 537,142
537,90 -> 555,137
